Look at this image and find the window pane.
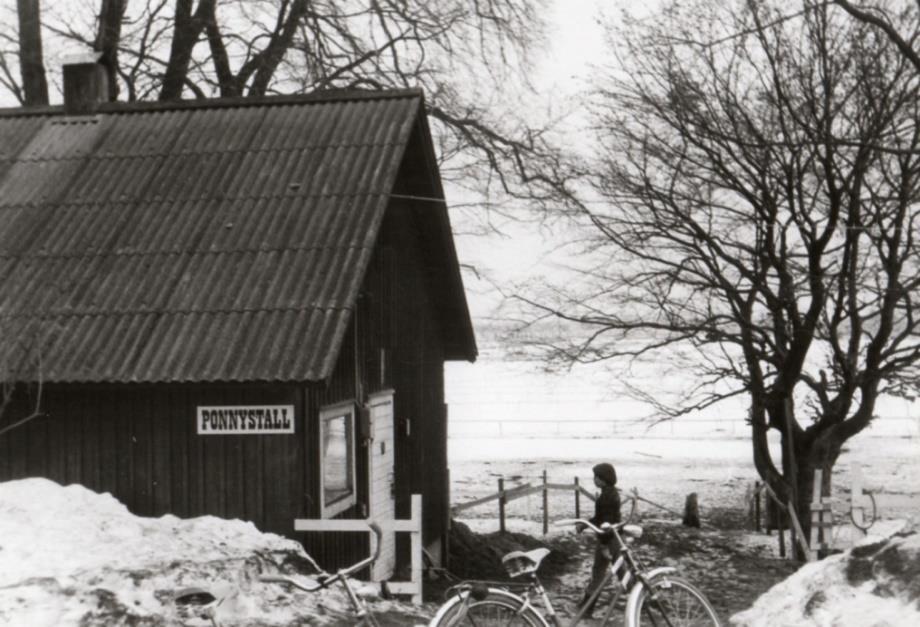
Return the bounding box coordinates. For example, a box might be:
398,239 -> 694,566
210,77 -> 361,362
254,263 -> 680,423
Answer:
323,412 -> 352,506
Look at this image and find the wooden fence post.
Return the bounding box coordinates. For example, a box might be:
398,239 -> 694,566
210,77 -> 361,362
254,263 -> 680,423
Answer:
575,476 -> 581,520
410,494 -> 422,604
498,478 -> 506,534
293,494 -> 423,604
542,469 -> 549,535
777,506 -> 786,558
809,469 -> 831,560
789,509 -> 797,557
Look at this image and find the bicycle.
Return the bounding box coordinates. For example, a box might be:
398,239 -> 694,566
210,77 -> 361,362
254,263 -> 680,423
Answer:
173,523 -> 384,626
428,519 -> 721,627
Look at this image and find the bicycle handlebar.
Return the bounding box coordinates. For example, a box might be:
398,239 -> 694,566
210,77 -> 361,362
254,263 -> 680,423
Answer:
260,522 -> 383,591
556,518 -> 619,535
259,574 -> 325,592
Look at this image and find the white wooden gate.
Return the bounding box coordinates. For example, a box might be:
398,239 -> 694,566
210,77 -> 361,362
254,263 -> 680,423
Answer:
293,496 -> 423,604
368,390 -> 396,581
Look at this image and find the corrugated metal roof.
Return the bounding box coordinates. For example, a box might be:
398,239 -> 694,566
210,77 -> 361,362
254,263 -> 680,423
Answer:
0,92 -> 424,383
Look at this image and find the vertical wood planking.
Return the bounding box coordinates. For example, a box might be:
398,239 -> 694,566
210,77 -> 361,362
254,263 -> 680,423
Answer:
189,386 -> 206,516
25,393 -> 46,477
44,391 -> 64,483
65,390 -> 83,483
115,391 -> 134,511
133,387 -> 152,515
169,385 -> 191,517
99,393 -> 119,495
243,388 -> 265,525
202,387 -> 224,516
151,388 -> 172,514
224,388 -> 245,519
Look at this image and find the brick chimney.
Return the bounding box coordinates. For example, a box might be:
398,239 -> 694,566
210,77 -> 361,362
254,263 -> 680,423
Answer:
62,51 -> 108,114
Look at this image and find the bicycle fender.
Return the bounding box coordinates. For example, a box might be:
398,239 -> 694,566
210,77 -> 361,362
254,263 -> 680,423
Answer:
624,566 -> 679,621
428,587 -> 544,627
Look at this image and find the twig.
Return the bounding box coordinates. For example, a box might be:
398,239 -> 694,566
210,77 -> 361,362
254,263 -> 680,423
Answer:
0,411 -> 46,437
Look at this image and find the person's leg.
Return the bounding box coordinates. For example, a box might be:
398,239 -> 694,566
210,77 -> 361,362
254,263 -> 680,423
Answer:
579,543 -> 611,617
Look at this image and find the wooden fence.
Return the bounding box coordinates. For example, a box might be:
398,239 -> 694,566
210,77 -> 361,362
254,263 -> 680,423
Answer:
748,468 -> 881,561
452,471 -> 602,534
451,471 -> 689,533
294,494 -> 423,604
748,480 -> 811,560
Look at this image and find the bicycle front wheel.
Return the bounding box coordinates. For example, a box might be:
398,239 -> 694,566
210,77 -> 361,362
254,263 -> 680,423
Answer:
630,576 -> 721,627
430,588 -> 548,627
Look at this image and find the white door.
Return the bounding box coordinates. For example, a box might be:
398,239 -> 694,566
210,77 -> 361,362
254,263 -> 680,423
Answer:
368,390 -> 396,581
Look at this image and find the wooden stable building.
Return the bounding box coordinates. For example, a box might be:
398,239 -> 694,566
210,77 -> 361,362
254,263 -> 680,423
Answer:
0,61 -> 476,579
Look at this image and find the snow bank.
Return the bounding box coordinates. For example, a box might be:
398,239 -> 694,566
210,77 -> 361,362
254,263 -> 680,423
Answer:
731,532 -> 920,627
0,478 -> 390,626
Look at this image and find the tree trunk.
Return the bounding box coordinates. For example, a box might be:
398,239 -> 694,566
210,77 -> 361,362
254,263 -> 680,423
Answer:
785,434 -> 842,561
16,0 -> 48,106
94,0 -> 127,101
159,0 -> 215,100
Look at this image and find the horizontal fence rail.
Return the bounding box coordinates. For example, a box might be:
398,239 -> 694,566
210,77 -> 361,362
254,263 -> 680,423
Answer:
450,470 -> 691,535
294,494 -> 423,604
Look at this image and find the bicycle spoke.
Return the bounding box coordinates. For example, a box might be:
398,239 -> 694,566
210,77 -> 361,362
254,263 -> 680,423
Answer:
638,578 -> 720,627
465,602 -> 534,627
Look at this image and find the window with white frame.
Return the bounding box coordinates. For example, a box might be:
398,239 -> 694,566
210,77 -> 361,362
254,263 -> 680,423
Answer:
320,402 -> 357,517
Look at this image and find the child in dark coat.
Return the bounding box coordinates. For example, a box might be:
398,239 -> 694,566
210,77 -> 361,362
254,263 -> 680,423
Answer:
577,462 -> 622,618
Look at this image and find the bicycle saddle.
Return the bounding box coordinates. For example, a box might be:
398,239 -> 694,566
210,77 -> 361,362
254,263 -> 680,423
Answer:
501,548 -> 550,577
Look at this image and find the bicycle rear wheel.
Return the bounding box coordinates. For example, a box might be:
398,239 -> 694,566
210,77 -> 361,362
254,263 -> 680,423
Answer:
630,576 -> 720,627
430,589 -> 548,627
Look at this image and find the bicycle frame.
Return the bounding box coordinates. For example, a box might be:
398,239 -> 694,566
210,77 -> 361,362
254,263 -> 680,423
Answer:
260,522 -> 384,625
526,540 -> 674,626
433,520 -> 681,627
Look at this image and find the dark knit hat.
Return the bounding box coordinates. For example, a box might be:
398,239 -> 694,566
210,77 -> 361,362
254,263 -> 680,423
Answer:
593,462 -> 617,486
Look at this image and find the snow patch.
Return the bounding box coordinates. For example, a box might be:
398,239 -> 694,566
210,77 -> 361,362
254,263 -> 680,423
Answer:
731,532 -> 920,627
0,478 -> 403,626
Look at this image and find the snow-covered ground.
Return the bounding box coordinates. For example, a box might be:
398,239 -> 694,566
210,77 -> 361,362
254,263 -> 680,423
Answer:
1,428 -> 917,626
448,431 -> 920,626
731,531 -> 920,627
0,478 -> 415,626
448,433 -> 920,531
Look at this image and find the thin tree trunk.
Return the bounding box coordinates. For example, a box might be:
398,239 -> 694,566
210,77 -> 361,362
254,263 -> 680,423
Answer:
94,0 -> 127,101
159,0 -> 215,100
246,0 -> 309,96
16,0 -> 48,106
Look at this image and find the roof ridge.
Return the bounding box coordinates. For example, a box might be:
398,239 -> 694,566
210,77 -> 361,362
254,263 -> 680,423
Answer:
0,191 -> 388,211
0,88 -> 424,118
0,244 -> 373,261
2,140 -> 403,163
0,305 -> 356,319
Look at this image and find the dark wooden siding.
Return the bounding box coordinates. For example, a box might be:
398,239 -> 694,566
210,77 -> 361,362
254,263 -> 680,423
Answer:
375,198 -> 449,560
0,382 -> 309,539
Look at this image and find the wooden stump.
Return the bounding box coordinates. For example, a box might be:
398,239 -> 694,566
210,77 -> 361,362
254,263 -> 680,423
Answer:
682,492 -> 701,528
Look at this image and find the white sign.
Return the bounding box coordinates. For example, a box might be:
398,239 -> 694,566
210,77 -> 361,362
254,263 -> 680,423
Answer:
197,405 -> 295,435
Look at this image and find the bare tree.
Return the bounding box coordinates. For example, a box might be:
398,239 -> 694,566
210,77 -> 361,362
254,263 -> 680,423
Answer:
514,0 -> 920,552
15,0 -> 47,105
833,0 -> 920,72
0,0 -> 571,219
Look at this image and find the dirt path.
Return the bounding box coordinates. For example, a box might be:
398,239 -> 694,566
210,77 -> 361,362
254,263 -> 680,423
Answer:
424,515 -> 801,625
